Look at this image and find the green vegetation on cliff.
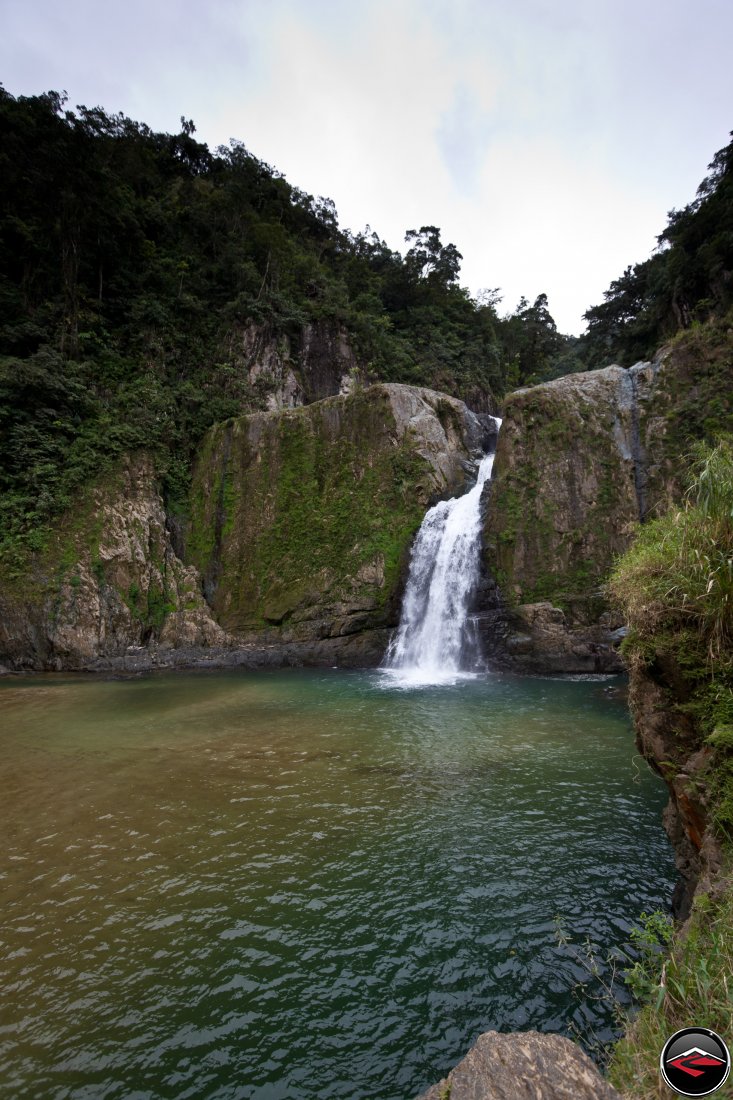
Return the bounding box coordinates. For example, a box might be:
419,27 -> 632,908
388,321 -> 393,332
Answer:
608,439 -> 733,1097
187,385 -> 461,639
485,315 -> 733,623
484,365 -> 641,619
611,439 -> 733,801
0,84 -> 572,566
611,884 -> 733,1099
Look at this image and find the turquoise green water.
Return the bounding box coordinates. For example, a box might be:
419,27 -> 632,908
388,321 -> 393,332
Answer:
0,668 -> 674,1099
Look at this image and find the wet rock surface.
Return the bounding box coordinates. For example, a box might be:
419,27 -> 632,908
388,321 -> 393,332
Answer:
484,602 -> 626,675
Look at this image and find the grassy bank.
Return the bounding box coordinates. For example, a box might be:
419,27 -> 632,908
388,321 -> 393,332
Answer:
610,880 -> 733,1097
607,439 -> 733,1097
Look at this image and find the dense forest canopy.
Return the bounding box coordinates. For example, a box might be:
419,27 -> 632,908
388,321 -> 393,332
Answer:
0,86 -> 574,561
1,85 -> 730,563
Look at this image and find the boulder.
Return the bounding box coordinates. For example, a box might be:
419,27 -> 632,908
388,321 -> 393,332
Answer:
416,1030 -> 621,1100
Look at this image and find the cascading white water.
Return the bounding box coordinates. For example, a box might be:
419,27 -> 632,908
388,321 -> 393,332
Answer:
383,422 -> 500,686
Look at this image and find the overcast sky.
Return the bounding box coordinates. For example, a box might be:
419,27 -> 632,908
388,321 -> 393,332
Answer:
2,0 -> 732,333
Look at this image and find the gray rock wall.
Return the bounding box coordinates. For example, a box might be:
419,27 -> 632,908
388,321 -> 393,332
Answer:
482,326 -> 733,671
240,319 -> 370,410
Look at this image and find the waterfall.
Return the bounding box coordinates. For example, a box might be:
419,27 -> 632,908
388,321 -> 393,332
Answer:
383,421 -> 500,686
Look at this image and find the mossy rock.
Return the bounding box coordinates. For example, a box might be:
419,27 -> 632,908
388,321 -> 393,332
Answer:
485,321 -> 733,621
186,383 -> 483,640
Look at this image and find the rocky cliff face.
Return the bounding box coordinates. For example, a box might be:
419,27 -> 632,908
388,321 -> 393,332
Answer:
187,383 -> 487,659
486,364 -> 647,615
239,317 -> 500,415
241,319 -> 369,410
0,455 -> 226,671
1,384 -> 488,671
626,655 -> 722,920
483,324 -> 733,671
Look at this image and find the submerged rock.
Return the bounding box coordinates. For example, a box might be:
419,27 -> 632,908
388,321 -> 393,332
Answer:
416,1030 -> 621,1100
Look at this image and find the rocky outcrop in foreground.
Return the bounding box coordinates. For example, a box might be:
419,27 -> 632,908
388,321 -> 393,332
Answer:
417,1031 -> 620,1100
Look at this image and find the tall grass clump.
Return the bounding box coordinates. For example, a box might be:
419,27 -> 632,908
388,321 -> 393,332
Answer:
610,438 -> 733,666
609,885 -> 733,1099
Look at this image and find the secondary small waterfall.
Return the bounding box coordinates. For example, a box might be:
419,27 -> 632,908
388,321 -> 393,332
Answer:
383,422 -> 500,685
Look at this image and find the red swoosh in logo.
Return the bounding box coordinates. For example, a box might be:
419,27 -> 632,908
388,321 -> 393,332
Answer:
667,1047 -> 725,1078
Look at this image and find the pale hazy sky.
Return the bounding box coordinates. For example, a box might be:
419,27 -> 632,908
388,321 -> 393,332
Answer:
2,0 -> 732,333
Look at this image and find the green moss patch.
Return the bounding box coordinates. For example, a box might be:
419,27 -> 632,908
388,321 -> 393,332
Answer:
187,388 -> 432,633
486,374 -> 636,615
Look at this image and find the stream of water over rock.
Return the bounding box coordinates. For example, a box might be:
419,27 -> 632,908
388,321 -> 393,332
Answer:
383,427 -> 499,687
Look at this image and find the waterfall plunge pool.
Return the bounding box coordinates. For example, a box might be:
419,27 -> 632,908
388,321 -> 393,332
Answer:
0,667 -> 675,1099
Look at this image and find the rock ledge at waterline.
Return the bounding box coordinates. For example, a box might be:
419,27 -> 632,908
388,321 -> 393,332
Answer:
416,1030 -> 621,1100
0,384 -> 492,672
